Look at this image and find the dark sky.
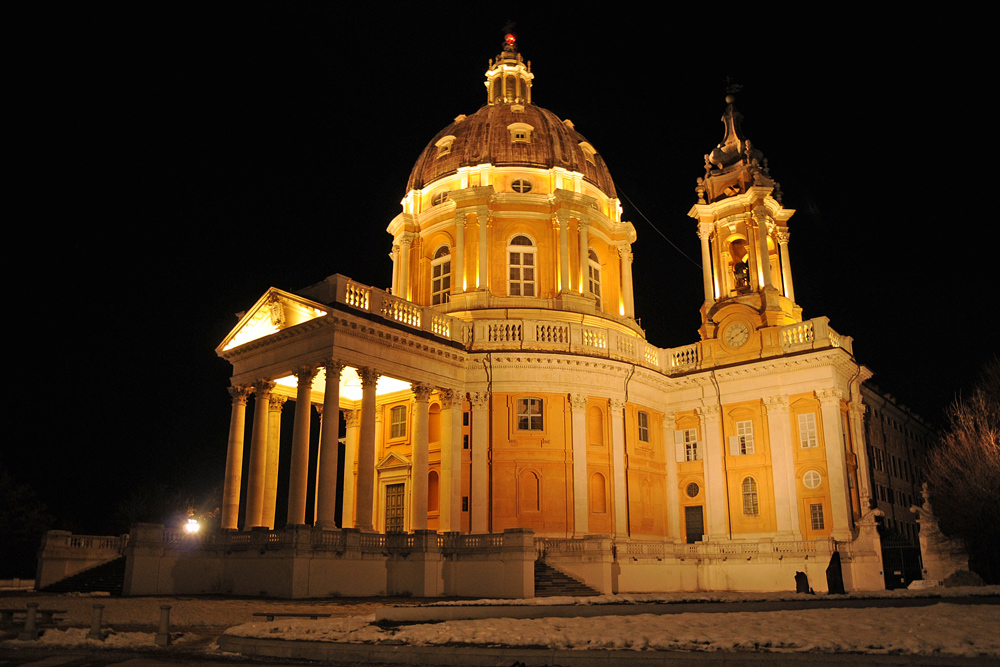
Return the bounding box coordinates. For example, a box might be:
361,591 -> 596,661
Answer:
8,7 -> 989,534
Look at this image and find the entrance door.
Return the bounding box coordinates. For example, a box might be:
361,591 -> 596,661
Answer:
385,483 -> 405,533
685,506 -> 704,544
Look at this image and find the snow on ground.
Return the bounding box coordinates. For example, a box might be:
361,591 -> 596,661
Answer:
227,603 -> 1000,658
2,588 -> 998,657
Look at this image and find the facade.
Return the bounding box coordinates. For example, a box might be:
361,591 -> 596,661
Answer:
203,36 -> 890,594
861,385 -> 935,587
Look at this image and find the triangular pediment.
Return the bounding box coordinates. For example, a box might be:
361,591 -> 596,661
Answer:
376,451 -> 411,470
216,287 -> 328,354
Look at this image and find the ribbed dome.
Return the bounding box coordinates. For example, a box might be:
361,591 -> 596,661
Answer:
406,103 -> 617,198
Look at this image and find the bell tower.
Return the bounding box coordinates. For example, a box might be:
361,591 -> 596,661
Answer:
687,93 -> 802,358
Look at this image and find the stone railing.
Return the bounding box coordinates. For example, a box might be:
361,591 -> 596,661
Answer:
617,538 -> 830,560
780,316 -> 853,355
307,274 -> 471,346
40,531 -> 128,554
472,318 -> 667,370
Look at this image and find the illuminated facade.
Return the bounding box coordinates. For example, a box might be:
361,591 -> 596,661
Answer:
213,37 -> 885,592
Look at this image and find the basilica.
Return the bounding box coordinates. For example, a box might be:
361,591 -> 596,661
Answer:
119,36 -> 890,596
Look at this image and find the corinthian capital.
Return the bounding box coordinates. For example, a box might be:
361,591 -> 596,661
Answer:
470,392 -> 490,410
816,388 -> 844,405
569,393 -> 588,411
228,385 -> 253,405
253,379 -> 276,395
697,222 -> 714,240
412,382 -> 433,402
358,367 -> 379,387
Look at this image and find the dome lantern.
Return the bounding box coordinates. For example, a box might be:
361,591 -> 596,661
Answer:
485,33 -> 533,105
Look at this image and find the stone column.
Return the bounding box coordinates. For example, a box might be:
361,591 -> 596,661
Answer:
753,207 -> 773,290
355,367 -> 379,531
477,209 -> 489,291
663,412 -> 681,541
618,246 -> 635,318
569,393 -> 589,536
818,388 -> 852,540
244,379 -> 275,529
764,395 -> 801,539
222,386 -> 252,530
411,383 -> 432,531
557,213 -> 571,293
744,219 -> 760,291
316,360 -> 344,529
454,213 -> 466,293
390,243 -> 400,296
398,234 -> 414,301
470,392 -> 490,532
775,227 -> 795,302
264,394 -> 287,529
698,222 -> 715,304
849,401 -> 872,508
578,220 -> 590,295
440,389 -> 463,532
697,404 -> 727,539
609,398 -> 629,537
342,410 -> 359,528
287,366 -> 318,526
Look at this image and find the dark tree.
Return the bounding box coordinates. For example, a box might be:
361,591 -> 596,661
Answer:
925,356 -> 1000,583
0,470 -> 54,578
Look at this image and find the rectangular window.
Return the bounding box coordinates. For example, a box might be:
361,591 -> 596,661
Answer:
638,411 -> 650,442
730,420 -> 755,455
390,405 -> 407,439
674,429 -> 701,462
463,411 -> 470,426
462,496 -> 469,512
463,434 -> 470,450
798,413 -> 818,448
810,503 -> 825,530
516,397 -> 543,431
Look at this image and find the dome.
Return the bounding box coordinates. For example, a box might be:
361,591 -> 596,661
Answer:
406,103 -> 617,198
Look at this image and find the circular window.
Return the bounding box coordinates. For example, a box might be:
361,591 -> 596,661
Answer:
685,482 -> 700,498
432,191 -> 449,206
803,470 -> 822,489
511,179 -> 533,193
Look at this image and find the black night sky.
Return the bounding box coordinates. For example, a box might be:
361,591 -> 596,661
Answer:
5,7 -> 990,542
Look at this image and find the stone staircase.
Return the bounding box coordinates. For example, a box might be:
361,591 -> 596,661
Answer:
39,557 -> 125,596
534,560 -> 600,597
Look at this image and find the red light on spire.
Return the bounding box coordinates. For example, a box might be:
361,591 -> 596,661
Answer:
505,33 -> 516,46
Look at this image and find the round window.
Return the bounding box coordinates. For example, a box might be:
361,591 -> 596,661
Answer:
685,482 -> 700,498
803,470 -> 822,489
511,179 -> 533,193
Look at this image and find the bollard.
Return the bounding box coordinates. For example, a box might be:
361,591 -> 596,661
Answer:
19,602 -> 39,641
154,605 -> 171,646
88,604 -> 105,640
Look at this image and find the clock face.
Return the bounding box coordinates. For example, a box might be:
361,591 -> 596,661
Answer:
724,322 -> 750,348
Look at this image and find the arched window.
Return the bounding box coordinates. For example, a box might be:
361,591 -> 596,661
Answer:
742,477 -> 759,516
507,235 -> 536,297
431,245 -> 451,305
588,248 -> 602,309
590,472 -> 607,513
428,471 -> 440,513
518,470 -> 540,513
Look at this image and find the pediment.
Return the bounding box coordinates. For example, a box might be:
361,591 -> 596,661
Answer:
376,451 -> 411,470
216,287 -> 328,353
